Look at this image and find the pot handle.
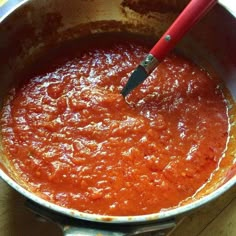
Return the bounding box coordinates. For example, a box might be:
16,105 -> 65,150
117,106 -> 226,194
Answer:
63,225 -> 125,236
61,219 -> 176,236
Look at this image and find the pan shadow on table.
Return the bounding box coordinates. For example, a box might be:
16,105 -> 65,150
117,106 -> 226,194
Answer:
0,179 -> 236,236
0,180 -> 62,236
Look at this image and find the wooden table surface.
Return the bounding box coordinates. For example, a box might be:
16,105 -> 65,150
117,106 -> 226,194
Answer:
0,179 -> 235,236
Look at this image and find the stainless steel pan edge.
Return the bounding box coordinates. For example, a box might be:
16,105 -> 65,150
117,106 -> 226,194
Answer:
1,167 -> 235,224
0,0 -> 236,234
218,0 -> 236,17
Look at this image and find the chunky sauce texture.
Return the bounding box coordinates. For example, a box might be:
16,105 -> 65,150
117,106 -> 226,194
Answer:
0,34 -> 229,216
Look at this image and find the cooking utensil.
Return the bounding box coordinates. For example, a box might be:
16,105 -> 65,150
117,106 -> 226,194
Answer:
121,0 -> 217,97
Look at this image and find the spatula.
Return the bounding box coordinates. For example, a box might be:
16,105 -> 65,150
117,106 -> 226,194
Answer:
121,0 -> 217,97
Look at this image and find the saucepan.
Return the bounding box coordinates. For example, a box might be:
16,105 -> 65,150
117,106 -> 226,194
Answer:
0,0 -> 236,235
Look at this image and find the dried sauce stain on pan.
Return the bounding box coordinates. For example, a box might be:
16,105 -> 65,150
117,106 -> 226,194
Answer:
0,33 -> 231,216
0,7 -> 63,78
121,0 -> 187,14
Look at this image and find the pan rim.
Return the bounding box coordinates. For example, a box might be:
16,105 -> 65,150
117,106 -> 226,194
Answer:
0,168 -> 235,223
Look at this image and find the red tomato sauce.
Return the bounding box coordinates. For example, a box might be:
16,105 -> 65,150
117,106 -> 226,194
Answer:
0,34 -> 229,216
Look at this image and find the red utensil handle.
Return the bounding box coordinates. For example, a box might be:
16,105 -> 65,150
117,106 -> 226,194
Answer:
149,0 -> 217,61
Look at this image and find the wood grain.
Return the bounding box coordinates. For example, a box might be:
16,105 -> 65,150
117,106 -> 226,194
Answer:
169,186 -> 236,236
